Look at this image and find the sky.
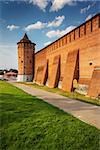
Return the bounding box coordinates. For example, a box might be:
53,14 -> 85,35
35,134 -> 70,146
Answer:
0,0 -> 99,70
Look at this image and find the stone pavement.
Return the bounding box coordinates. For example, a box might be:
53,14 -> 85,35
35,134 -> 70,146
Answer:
11,82 -> 100,129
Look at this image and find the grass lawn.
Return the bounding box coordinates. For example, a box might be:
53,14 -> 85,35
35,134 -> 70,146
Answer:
0,81 -> 100,150
19,82 -> 100,106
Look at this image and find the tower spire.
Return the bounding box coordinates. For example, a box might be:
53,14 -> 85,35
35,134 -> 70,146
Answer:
23,33 -> 29,40
17,33 -> 36,45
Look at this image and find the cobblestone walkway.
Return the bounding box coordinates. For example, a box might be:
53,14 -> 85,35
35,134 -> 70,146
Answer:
11,82 -> 100,128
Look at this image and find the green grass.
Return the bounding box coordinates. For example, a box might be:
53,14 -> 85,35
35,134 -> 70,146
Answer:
19,82 -> 100,106
0,81 -> 100,150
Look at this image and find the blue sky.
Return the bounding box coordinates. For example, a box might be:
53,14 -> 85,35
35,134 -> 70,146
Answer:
0,0 -> 99,69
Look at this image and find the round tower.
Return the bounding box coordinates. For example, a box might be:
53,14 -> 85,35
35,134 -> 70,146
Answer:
17,33 -> 36,82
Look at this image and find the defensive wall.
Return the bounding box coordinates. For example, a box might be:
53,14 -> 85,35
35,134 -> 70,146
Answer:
34,14 -> 100,96
17,13 -> 100,98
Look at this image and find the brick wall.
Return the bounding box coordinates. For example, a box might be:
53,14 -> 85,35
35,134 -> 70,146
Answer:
49,55 -> 60,88
34,14 -> 100,91
62,50 -> 79,92
88,66 -> 100,98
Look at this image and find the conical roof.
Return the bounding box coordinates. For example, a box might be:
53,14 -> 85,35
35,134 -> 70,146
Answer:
17,33 -> 36,45
22,33 -> 29,40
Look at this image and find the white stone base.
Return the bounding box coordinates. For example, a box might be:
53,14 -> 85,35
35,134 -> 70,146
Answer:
75,84 -> 88,95
17,75 -> 33,82
46,79 -> 49,87
58,81 -> 62,89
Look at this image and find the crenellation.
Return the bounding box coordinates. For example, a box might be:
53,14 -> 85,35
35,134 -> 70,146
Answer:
80,24 -> 85,38
75,28 -> 79,40
67,34 -> 70,43
71,31 -> 75,42
86,20 -> 92,34
64,36 -> 67,45
92,15 -> 100,31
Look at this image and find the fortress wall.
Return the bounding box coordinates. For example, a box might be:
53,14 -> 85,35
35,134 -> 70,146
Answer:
34,14 -> 100,86
34,49 -> 46,82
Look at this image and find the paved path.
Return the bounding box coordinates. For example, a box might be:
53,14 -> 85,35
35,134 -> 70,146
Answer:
11,82 -> 100,128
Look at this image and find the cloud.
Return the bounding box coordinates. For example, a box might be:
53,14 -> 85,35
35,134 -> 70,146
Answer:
47,15 -> 65,27
7,25 -> 19,31
85,14 -> 94,21
25,21 -> 46,31
50,0 -> 76,12
44,41 -> 51,46
46,25 -> 76,38
4,0 -> 49,11
25,15 -> 65,31
80,4 -> 91,14
50,0 -> 97,12
80,2 -> 96,14
28,0 -> 49,11
0,44 -> 17,69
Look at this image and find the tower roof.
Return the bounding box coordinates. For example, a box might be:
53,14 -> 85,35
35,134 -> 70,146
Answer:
17,33 -> 36,45
22,33 -> 29,40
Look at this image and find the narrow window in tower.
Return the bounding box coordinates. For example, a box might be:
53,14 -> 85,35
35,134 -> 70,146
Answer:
89,61 -> 93,66
30,60 -> 31,63
21,60 -> 23,63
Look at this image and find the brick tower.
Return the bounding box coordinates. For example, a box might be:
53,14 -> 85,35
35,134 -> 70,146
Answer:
17,33 -> 36,82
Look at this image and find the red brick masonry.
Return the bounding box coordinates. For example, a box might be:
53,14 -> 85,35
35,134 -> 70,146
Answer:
18,14 -> 100,98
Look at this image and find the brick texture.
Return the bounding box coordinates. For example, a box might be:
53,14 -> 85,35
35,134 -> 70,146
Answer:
35,60 -> 48,85
49,55 -> 60,88
88,66 -> 100,98
62,50 -> 79,92
34,14 -> 100,90
17,35 -> 35,76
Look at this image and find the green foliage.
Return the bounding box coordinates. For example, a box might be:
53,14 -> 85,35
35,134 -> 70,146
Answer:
0,81 -> 99,150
